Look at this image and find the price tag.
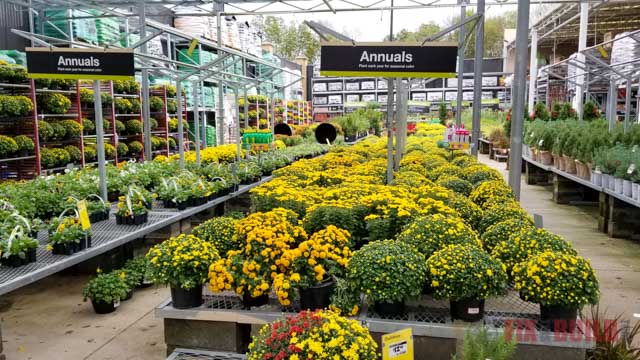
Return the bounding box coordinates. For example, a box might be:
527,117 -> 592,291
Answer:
628,164 -> 636,174
468,307 -> 480,314
77,200 -> 92,231
382,328 -> 413,360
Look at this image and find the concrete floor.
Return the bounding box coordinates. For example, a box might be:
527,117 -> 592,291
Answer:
1,274 -> 169,360
2,155 -> 640,360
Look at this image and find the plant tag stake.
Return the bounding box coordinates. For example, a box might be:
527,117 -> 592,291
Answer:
382,328 -> 413,360
538,139 -> 544,147
628,164 -> 636,175
77,200 -> 91,230
633,145 -> 638,153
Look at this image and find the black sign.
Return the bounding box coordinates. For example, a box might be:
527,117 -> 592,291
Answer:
320,42 -> 457,78
26,48 -> 135,81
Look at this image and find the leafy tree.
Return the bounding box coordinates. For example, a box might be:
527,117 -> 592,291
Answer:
386,22 -> 441,42
252,16 -> 321,63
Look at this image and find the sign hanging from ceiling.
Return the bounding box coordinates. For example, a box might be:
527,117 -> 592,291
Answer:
26,47 -> 135,81
320,42 -> 457,78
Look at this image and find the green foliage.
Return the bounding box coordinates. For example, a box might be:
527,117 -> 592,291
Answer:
439,102 -> 448,125
50,148 -> 70,166
559,103 -> 577,120
114,119 -> 126,134
191,216 -> 239,256
0,63 -> 28,83
50,122 -> 66,140
123,256 -> 152,286
82,118 -> 95,134
532,102 -> 550,121
64,145 -> 82,163
49,79 -> 74,90
252,16 -> 320,62
167,99 -> 178,114
39,147 -> 57,168
126,119 -> 143,135
104,143 -> 116,159
302,205 -> 366,241
587,304 -> 640,360
38,93 -> 71,114
331,110 -> 370,137
346,239 -> 427,303
130,99 -> 141,114
0,95 -> 33,116
84,145 -> 97,162
82,272 -> 128,304
113,80 -> 139,94
452,326 -> 516,360
13,135 -> 34,153
114,98 -> 132,113
149,96 -> 164,112
116,142 -> 128,156
60,119 -> 82,138
0,135 -> 18,158
583,101 -> 601,121
128,141 -> 143,154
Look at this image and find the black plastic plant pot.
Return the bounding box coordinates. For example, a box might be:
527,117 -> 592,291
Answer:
422,281 -> 434,295
315,123 -> 337,144
137,279 -> 153,289
134,214 -> 145,225
30,230 -> 39,239
299,278 -> 335,311
162,199 -> 173,208
51,243 -> 71,255
242,293 -> 269,309
1,254 -> 25,267
91,299 -> 117,314
107,192 -> 119,203
177,202 -> 187,210
539,305 -> 578,333
373,300 -> 405,316
143,213 -> 148,223
170,286 -> 203,309
27,248 -> 37,263
450,298 -> 485,322
123,289 -> 133,301
115,215 -> 123,225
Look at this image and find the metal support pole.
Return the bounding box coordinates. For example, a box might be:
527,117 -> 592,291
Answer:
386,0 -> 395,184
471,0 -> 484,156
243,87 -> 249,128
216,12 -> 224,145
193,81 -> 201,165
234,88 -> 241,162
527,30 -> 538,111
607,79 -> 618,132
585,70 -> 590,102
28,0 -> 35,47
507,0 -> 530,200
385,78 -> 395,183
625,79 -> 632,131
93,80 -> 107,201
573,2 -> 589,119
176,81 -> 185,169
139,1 -> 152,161
395,79 -> 408,170
455,5 -> 466,127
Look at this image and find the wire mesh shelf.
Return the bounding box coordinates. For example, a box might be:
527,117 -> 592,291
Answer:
167,348 -> 247,360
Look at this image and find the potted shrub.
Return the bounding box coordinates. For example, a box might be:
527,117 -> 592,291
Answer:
513,251 -> 599,332
38,93 -> 71,114
491,227 -> 576,276
115,269 -> 136,301
247,310 -> 378,360
273,226 -> 352,310
191,216 -> 238,256
50,148 -> 71,167
104,143 -> 116,160
82,272 -> 128,314
13,135 -> 34,156
114,98 -> 132,113
427,244 -> 508,322
114,120 -> 126,134
346,239 -> 427,316
38,120 -> 54,141
147,234 -> 219,309
469,180 -> 515,208
436,175 -> 473,197
83,145 -> 97,163
60,119 -> 82,139
47,212 -> 92,255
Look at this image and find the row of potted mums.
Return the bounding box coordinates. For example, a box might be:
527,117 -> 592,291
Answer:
96,135 -> 600,334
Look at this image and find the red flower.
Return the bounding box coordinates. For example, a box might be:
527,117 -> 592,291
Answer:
263,353 -> 273,360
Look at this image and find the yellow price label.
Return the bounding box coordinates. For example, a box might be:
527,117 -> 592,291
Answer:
382,328 -> 414,360
187,39 -> 198,56
77,200 -> 91,231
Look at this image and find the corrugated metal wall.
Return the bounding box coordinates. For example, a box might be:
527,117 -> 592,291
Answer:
0,1 -> 28,51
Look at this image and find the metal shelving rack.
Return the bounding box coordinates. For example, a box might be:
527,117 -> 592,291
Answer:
311,71 -> 510,121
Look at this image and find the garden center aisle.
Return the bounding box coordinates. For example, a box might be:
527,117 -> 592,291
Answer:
481,154 -> 640,321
